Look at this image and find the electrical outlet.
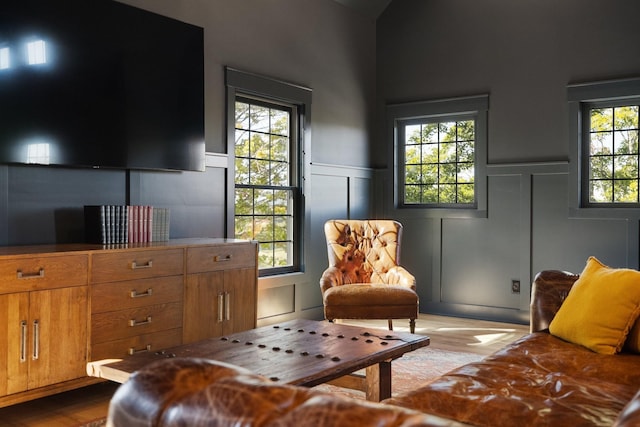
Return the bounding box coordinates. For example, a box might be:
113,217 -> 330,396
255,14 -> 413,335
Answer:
511,280 -> 521,294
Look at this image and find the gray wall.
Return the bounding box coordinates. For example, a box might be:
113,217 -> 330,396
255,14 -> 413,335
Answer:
0,0 -> 378,324
377,0 -> 640,323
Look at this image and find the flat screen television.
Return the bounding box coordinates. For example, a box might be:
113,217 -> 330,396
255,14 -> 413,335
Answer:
0,0 -> 205,172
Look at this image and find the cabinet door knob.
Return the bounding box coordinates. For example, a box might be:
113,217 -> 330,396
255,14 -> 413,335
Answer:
213,255 -> 232,262
20,320 -> 27,362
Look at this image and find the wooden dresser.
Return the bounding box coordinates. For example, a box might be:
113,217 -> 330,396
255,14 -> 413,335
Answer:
0,238 -> 257,408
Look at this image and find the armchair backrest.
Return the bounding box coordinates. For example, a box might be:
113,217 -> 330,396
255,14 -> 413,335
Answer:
323,220 -> 403,284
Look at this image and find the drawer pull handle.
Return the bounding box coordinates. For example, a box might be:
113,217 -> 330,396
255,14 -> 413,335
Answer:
129,316 -> 152,327
213,255 -> 232,262
130,288 -> 153,298
129,345 -> 152,355
224,292 -> 231,321
131,260 -> 153,270
33,320 -> 40,360
217,294 -> 224,323
20,320 -> 27,362
17,268 -> 45,279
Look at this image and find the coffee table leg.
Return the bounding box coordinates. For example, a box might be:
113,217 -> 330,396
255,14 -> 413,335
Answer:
365,360 -> 391,401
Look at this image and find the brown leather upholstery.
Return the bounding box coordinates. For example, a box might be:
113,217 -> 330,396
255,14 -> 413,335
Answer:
320,220 -> 419,333
385,270 -> 640,427
107,357 -> 471,427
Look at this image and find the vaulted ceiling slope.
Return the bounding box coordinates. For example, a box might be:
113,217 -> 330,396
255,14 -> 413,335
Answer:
333,0 -> 392,19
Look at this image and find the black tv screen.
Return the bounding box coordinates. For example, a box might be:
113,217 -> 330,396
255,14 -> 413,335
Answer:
0,0 -> 205,171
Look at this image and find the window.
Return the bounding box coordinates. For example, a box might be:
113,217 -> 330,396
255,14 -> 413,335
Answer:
226,68 -> 311,276
234,97 -> 297,271
568,77 -> 640,210
400,116 -> 476,206
583,102 -> 640,205
388,94 -> 488,213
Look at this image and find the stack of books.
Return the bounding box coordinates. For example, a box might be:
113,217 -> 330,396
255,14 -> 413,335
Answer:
84,205 -> 170,245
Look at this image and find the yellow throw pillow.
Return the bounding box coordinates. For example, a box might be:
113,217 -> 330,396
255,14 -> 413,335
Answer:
549,256 -> 640,355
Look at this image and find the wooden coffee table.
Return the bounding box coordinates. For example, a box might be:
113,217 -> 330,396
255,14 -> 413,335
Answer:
87,318 -> 430,401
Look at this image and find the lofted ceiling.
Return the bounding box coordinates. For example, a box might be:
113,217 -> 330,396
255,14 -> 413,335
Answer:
332,0 -> 392,19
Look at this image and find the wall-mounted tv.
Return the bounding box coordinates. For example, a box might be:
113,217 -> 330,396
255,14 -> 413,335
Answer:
0,0 -> 205,172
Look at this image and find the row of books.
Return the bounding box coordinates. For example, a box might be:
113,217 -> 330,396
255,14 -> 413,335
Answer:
84,205 -> 170,245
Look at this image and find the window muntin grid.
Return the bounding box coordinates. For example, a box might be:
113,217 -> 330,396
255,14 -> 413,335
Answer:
402,118 -> 476,206
234,98 -> 296,270
587,104 -> 640,204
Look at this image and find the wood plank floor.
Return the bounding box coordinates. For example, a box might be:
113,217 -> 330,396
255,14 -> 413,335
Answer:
0,314 -> 529,426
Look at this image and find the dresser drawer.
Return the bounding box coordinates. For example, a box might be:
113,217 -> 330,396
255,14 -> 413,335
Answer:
91,328 -> 183,361
0,254 -> 88,293
187,243 -> 256,274
91,302 -> 183,343
91,276 -> 183,314
91,249 -> 184,283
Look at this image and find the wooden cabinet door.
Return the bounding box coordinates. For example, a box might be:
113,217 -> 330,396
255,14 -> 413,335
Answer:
0,293 -> 29,396
183,272 -> 225,343
224,267 -> 257,334
28,287 -> 88,390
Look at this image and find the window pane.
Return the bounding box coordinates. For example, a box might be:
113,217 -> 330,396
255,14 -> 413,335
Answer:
458,164 -> 474,183
235,130 -> 250,157
590,156 -> 613,179
614,155 -> 638,179
405,185 -> 421,203
457,184 -> 474,203
614,130 -> 638,154
590,180 -> 611,202
234,188 -> 253,215
439,122 -> 456,142
234,216 -> 253,240
235,102 -> 250,129
271,161 -> 289,186
271,108 -> 289,136
439,142 -> 456,163
590,108 -> 613,132
235,158 -> 250,184
439,184 -> 456,203
422,163 -> 437,184
254,189 -> 273,215
271,135 -> 289,162
405,145 -> 421,163
457,120 -> 475,141
439,163 -> 457,183
406,124 -> 422,144
613,180 -> 638,202
421,184 -> 438,203
614,105 -> 639,130
250,132 -> 270,160
457,140 -> 474,163
422,123 -> 439,143
250,159 -> 270,185
405,165 -> 421,184
590,132 -> 613,155
251,105 -> 270,132
258,242 -> 274,269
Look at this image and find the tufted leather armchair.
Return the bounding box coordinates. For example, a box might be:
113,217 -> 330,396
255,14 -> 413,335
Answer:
320,220 -> 419,333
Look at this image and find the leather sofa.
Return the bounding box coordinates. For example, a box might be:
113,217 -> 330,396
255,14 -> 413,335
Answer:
106,269 -> 640,426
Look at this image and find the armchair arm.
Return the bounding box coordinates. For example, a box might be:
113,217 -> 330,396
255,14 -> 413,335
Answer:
530,270 -> 579,333
384,266 -> 416,291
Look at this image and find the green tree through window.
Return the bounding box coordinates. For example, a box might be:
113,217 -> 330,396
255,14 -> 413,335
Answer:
234,97 -> 296,270
402,118 -> 475,206
588,105 -> 640,203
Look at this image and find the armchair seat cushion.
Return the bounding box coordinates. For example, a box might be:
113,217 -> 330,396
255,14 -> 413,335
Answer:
324,283 -> 419,307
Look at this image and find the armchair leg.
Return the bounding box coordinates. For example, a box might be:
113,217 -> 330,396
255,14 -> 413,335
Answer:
388,320 -> 393,331
409,319 -> 416,334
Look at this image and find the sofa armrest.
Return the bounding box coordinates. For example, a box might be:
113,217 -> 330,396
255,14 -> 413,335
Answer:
530,270 -> 579,333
